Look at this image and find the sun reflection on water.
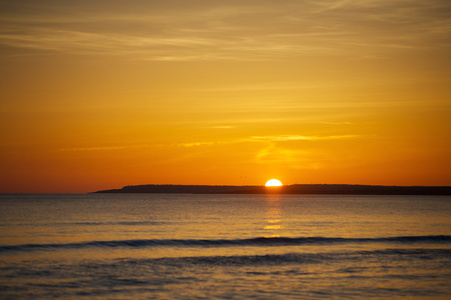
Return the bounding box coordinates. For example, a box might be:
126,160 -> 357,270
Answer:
264,193 -> 282,238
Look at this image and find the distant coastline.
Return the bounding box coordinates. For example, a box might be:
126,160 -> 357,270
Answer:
93,184 -> 451,195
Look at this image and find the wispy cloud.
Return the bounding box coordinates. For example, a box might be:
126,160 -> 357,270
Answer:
255,144 -> 305,164
177,141 -> 217,148
250,135 -> 360,142
53,146 -> 133,152
167,134 -> 362,150
1,1 -> 449,61
210,125 -> 235,129
254,143 -> 328,169
318,121 -> 353,125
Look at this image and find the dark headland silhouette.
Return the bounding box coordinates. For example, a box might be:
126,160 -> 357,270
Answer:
93,184 -> 451,195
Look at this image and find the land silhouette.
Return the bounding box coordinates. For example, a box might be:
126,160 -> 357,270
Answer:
94,184 -> 451,195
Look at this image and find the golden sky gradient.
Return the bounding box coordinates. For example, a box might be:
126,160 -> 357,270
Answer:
1,0 -> 450,193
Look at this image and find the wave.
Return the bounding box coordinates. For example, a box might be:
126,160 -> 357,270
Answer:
150,247 -> 451,266
1,235 -> 450,253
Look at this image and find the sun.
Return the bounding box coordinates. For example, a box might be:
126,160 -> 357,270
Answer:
265,179 -> 283,187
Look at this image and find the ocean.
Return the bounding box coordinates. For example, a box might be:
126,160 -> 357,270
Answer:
0,193 -> 450,299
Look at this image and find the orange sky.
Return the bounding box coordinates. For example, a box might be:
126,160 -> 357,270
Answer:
1,1 -> 450,193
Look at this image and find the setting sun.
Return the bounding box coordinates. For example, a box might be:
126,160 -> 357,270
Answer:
265,179 -> 283,187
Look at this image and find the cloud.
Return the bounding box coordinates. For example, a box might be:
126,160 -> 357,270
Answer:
178,141 -> 217,148
169,134 -> 361,152
1,1 -> 450,61
250,135 -> 360,142
318,121 -> 353,125
53,146 -> 133,152
254,143 -> 326,169
255,144 -> 301,163
210,125 -> 235,129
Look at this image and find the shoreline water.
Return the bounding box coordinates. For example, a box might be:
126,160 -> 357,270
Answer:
1,193 -> 450,299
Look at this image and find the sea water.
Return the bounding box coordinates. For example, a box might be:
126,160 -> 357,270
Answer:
0,193 -> 450,299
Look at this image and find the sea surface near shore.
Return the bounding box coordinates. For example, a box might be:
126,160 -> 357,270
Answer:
1,193 -> 450,299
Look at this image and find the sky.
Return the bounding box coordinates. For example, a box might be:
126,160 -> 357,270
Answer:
1,0 -> 450,193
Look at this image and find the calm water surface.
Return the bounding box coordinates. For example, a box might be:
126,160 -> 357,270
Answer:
0,193 -> 450,299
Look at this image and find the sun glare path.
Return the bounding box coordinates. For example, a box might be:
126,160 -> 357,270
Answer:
265,179 -> 283,187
